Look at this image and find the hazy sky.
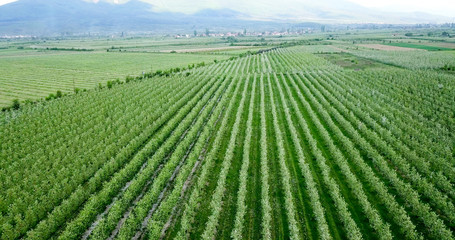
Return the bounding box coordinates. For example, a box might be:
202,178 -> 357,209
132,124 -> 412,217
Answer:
0,0 -> 454,18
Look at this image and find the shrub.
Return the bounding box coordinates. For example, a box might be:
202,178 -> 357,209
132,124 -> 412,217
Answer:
12,99 -> 20,110
45,94 -> 55,101
125,76 -> 134,83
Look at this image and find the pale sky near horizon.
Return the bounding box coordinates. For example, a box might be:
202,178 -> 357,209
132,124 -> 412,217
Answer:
0,0 -> 454,18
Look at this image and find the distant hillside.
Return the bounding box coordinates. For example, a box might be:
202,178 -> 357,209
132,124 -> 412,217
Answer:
0,0 -> 452,36
0,0 -> 263,35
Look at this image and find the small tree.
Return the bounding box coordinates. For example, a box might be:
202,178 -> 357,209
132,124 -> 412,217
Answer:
12,99 -> 20,110
56,90 -> 63,98
194,30 -> 197,36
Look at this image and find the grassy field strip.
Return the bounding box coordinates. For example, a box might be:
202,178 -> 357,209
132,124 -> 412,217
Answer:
200,72 -> 249,240
21,64 -> 224,238
266,74 -> 301,239
310,70 -> 455,203
0,73 -> 179,173
1,68 -> 207,183
385,43 -> 453,51
89,76 -> 225,240
173,73 -> 244,239
1,43 -> 455,240
1,75 -> 181,208
0,52 -> 229,106
283,73 -> 394,239
348,70 -> 454,135
23,72 -> 218,240
286,49 -> 454,163
54,63 -> 232,240
113,73 -> 229,240
297,72 -> 454,239
325,69 -> 454,169
145,72 -> 240,240
280,50 -> 455,207
275,72 -> 362,239
230,74 -> 257,239
287,72 -> 396,238
258,74 -> 273,240
289,72 -> 423,239
266,51 -> 332,239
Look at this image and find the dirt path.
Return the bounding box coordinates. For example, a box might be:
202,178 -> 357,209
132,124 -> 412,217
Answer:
358,44 -> 418,51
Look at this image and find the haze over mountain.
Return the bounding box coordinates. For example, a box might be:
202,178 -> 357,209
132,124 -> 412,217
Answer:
0,0 -> 453,36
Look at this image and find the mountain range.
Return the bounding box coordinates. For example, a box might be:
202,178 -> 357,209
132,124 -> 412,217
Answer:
0,0 -> 452,36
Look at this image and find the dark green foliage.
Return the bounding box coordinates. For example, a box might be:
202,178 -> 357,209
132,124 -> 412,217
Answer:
12,99 -> 20,110
442,64 -> 455,71
46,47 -> 94,51
45,93 -> 55,101
125,76 -> 134,83
226,36 -> 238,43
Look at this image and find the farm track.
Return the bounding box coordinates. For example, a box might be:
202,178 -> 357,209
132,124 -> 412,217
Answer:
1,46 -> 454,240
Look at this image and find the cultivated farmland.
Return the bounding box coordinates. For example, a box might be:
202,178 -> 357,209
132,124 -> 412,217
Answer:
1,44 -> 454,240
0,49 -> 228,107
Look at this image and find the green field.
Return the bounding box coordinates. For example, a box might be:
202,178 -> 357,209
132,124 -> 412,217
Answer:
385,42 -> 453,51
1,37 -> 455,240
317,52 -> 391,70
0,49 -> 228,107
348,47 -> 455,70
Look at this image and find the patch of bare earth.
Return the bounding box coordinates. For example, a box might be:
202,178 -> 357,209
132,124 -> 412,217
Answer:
358,44 -> 419,51
421,42 -> 455,49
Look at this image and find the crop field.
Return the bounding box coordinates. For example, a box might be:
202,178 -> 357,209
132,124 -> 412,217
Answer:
357,44 -> 418,51
1,41 -> 454,240
0,49 -> 228,107
384,42 -> 453,51
347,48 -> 455,69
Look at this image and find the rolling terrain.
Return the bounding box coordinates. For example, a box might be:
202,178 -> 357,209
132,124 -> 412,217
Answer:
1,45 -> 454,240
